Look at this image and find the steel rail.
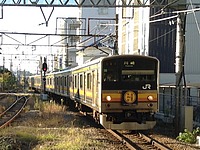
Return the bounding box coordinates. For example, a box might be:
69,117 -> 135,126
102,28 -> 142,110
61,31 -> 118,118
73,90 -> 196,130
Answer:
106,129 -> 140,150
139,133 -> 172,150
107,129 -> 172,150
0,96 -> 29,129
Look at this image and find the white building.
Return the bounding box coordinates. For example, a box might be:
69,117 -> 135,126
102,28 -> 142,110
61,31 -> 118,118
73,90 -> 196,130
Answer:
116,0 -> 150,55
76,1 -> 116,65
55,1 -> 116,68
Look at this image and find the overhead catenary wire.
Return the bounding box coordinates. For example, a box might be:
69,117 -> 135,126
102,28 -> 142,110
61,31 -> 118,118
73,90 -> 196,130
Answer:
189,0 -> 200,34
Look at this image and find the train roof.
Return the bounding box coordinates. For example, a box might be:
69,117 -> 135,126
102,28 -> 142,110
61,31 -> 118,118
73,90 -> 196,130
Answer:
71,56 -> 105,71
28,54 -> 159,77
102,54 -> 159,60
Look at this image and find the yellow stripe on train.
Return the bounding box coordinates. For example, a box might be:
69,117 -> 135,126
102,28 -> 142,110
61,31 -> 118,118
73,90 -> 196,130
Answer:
102,91 -> 158,102
102,93 -> 121,102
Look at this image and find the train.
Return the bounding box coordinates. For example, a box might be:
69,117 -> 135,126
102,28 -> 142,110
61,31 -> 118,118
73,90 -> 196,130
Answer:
28,54 -> 159,130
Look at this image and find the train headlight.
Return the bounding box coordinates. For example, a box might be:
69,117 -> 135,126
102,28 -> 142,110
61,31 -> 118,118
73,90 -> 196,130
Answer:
147,95 -> 154,101
106,95 -> 112,101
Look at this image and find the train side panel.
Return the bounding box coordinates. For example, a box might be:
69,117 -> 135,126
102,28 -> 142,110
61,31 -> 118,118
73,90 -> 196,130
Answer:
46,73 -> 55,93
69,60 -> 101,112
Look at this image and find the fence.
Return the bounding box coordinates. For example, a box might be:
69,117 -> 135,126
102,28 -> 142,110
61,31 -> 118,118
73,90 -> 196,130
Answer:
159,86 -> 200,125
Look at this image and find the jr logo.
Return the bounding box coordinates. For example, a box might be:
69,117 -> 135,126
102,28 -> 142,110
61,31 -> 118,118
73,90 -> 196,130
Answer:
142,84 -> 151,89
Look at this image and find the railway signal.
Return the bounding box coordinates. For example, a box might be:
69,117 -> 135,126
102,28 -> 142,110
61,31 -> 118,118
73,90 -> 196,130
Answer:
42,62 -> 47,72
43,77 -> 46,82
42,57 -> 47,100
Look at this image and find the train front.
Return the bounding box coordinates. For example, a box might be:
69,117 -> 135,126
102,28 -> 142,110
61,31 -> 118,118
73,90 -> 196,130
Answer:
100,55 -> 159,130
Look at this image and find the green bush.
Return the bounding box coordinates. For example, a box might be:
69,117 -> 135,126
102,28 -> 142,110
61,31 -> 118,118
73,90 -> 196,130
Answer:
176,127 -> 200,144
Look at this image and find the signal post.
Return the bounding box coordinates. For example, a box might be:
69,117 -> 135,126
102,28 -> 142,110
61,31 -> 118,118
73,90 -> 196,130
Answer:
41,57 -> 48,100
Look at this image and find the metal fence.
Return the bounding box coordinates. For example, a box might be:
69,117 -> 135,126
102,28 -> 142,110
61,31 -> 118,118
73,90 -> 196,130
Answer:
159,86 -> 200,125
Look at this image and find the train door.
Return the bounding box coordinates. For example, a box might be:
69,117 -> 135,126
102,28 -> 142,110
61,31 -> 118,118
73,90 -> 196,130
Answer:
66,75 -> 69,96
84,73 -> 87,102
92,70 -> 97,105
69,75 -> 73,98
54,77 -> 58,92
58,77 -> 60,93
73,75 -> 75,98
83,73 -> 85,102
62,76 -> 64,94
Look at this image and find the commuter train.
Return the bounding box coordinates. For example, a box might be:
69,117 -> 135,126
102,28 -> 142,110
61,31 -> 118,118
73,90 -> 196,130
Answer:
28,54 -> 159,130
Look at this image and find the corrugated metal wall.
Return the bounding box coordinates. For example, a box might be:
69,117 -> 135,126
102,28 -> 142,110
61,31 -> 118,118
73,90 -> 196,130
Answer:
149,7 -> 176,73
185,10 -> 200,74
149,0 -> 200,75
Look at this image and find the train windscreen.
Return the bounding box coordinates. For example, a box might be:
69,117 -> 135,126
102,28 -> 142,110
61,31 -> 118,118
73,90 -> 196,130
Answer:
102,56 -> 158,90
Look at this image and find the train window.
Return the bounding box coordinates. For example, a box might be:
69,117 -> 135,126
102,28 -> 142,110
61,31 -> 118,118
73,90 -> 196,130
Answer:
58,77 -> 60,86
64,77 -> 67,86
80,74 -> 83,89
87,73 -> 91,89
103,69 -> 118,82
103,60 -> 119,82
69,76 -> 73,88
74,75 -> 77,88
62,77 -> 63,86
74,75 -> 79,88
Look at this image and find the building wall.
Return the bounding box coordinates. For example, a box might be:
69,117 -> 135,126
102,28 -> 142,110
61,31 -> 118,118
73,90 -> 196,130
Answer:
150,0 -> 200,85
117,0 -> 150,55
76,5 -> 116,65
149,6 -> 176,73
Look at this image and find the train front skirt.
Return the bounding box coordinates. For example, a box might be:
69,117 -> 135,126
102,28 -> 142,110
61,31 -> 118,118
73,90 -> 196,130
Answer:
100,114 -> 156,130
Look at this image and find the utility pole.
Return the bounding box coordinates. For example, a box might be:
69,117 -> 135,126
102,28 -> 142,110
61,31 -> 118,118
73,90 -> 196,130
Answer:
169,0 -> 188,135
175,12 -> 186,135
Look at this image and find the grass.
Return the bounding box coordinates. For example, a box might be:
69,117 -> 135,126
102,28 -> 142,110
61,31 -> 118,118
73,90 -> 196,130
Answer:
0,97 -> 105,150
0,127 -> 103,149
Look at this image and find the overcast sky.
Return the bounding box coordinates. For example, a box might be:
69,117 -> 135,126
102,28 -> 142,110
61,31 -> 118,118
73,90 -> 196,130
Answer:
0,6 -> 79,73
0,6 -> 78,33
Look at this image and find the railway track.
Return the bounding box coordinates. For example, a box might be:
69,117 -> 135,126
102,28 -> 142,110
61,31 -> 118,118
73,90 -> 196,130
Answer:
79,110 -> 172,149
0,94 -> 8,100
107,129 -> 172,150
0,96 -> 29,129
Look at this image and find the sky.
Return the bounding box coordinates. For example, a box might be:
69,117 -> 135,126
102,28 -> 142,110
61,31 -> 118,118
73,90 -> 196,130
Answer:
0,6 -> 79,73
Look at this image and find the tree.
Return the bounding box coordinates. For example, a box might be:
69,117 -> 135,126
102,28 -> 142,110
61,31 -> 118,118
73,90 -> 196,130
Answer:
0,67 -> 17,91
